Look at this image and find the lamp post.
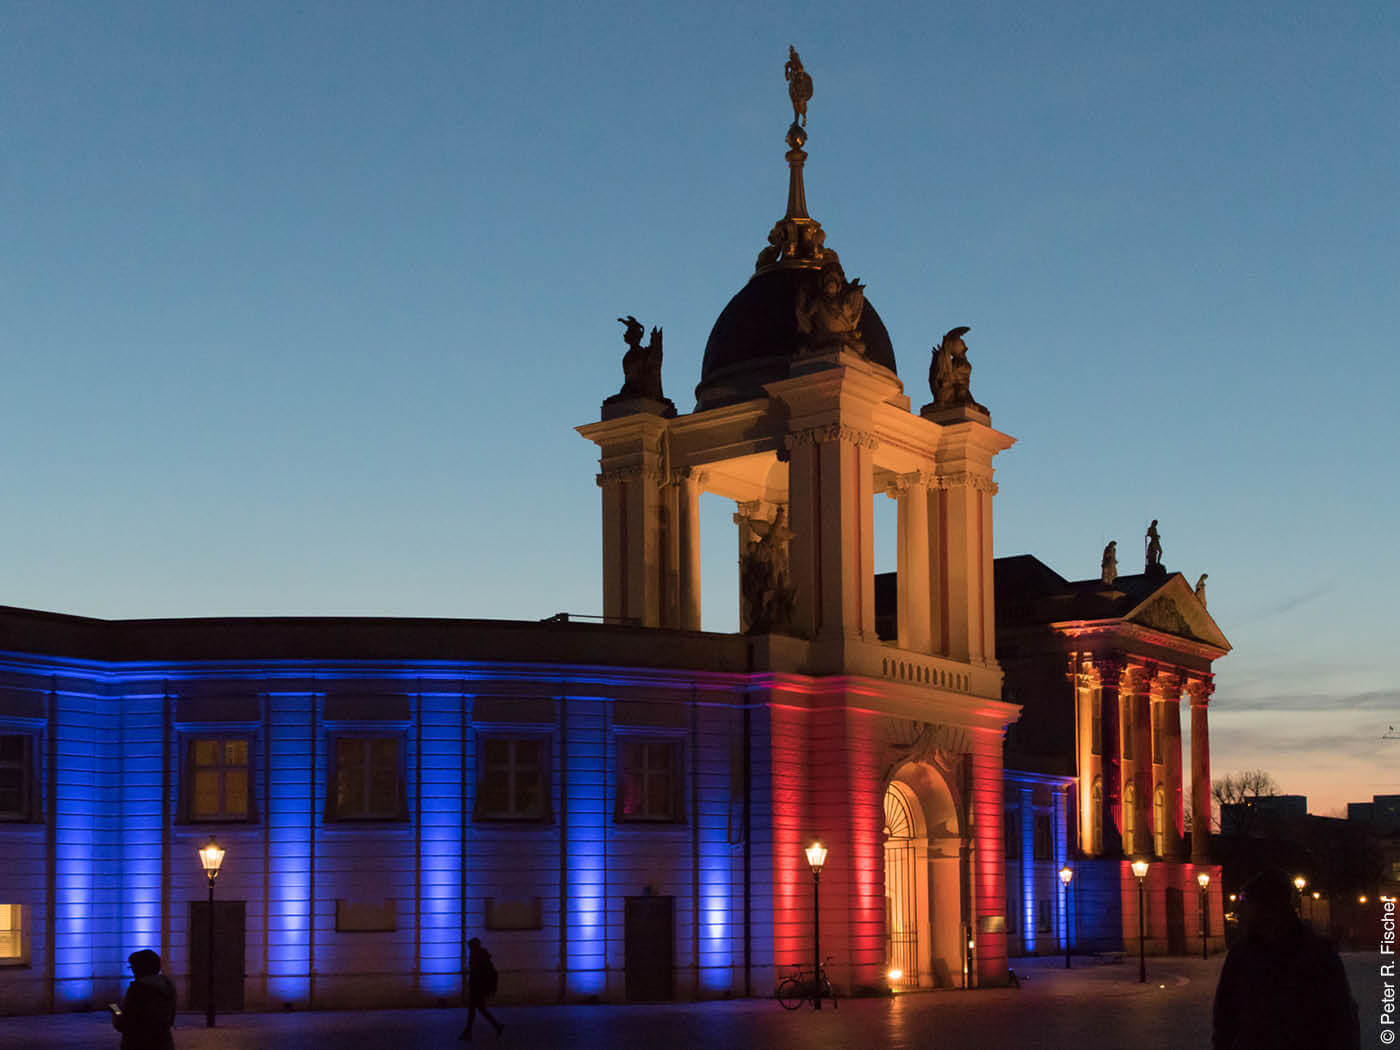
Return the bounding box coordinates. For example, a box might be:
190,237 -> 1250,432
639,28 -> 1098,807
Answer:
1058,866 -> 1073,969
1293,875 -> 1307,918
197,837 -> 226,1028
1131,859 -> 1149,984
805,841 -> 828,1010
1196,871 -> 1211,959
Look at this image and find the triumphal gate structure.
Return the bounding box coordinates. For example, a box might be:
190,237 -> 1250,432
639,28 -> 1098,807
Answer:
580,51 -> 1019,991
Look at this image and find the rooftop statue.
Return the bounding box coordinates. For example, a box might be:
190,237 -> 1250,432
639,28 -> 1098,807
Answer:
795,262 -> 865,355
613,314 -> 666,403
785,46 -> 813,127
1145,519 -> 1164,572
929,326 -> 987,412
1195,573 -> 1208,607
1101,540 -> 1118,586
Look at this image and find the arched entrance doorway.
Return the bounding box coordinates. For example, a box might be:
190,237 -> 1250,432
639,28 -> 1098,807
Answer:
883,762 -> 963,988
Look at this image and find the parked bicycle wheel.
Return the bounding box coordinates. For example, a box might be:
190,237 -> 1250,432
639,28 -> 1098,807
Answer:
776,976 -> 807,1010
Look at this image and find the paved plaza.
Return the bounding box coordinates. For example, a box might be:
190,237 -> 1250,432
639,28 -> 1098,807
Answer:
0,954 -> 1387,1050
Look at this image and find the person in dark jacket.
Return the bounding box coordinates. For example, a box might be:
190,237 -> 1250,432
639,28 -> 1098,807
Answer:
111,949 -> 177,1050
1212,869 -> 1360,1050
458,936 -> 504,1041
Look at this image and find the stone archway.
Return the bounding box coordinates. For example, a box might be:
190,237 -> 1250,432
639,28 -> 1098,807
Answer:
884,761 -> 964,988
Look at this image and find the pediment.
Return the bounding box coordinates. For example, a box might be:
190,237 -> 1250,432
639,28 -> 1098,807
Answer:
1125,576 -> 1231,652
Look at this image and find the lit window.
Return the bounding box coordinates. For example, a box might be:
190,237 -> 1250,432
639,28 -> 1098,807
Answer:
476,737 -> 549,821
0,734 -> 35,822
330,736 -> 405,821
184,736 -> 252,822
0,905 -> 25,964
617,739 -> 682,823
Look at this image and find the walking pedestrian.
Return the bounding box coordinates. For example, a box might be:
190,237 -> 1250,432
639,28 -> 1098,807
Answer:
109,949 -> 177,1050
458,936 -> 504,1041
1211,869 -> 1359,1050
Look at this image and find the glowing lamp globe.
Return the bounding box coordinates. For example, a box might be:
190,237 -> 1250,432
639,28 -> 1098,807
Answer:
805,841 -> 828,874
1059,866 -> 1073,886
1131,859 -> 1149,880
1293,875 -> 1307,892
1196,872 -> 1211,889
198,837 -> 226,881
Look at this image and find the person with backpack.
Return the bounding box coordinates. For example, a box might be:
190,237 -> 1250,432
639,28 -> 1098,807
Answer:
458,936 -> 504,1041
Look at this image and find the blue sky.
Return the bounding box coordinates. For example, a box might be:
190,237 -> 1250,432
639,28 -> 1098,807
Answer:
2,2 -> 1396,813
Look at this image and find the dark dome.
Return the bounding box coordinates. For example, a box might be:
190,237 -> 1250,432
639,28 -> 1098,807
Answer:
694,267 -> 897,411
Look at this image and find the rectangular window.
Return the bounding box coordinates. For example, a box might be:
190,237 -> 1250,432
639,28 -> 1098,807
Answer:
1004,811 -> 1021,860
0,734 -> 35,822
617,739 -> 683,823
0,904 -> 26,964
476,737 -> 549,821
184,736 -> 252,822
330,736 -> 405,821
1033,813 -> 1053,861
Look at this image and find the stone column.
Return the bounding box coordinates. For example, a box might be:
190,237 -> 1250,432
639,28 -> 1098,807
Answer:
929,471 -> 997,663
1156,673 -> 1185,861
892,471 -> 932,652
785,425 -> 878,642
1122,663 -> 1155,858
1188,679 -> 1215,864
676,469 -> 704,630
1068,654 -> 1099,856
1093,655 -> 1124,857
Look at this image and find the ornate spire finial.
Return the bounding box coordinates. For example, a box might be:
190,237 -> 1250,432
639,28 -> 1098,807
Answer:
754,48 -> 837,274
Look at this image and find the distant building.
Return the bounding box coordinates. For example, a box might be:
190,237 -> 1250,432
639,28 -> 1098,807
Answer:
1221,794 -> 1309,837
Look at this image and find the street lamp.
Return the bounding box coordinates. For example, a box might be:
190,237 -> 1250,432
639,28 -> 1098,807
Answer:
197,837 -> 225,1028
1293,874 -> 1307,916
805,841 -> 828,1009
1196,871 -> 1211,959
1131,859 -> 1150,984
1058,867 -> 1074,969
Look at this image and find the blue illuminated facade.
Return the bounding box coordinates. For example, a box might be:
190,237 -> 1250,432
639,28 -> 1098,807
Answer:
0,614 -> 783,1012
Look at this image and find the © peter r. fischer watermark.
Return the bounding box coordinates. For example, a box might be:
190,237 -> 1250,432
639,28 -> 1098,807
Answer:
1382,896 -> 1396,1044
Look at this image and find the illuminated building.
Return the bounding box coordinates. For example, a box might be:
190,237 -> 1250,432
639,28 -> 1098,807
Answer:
993,556 -> 1230,956
0,53 -> 1226,1016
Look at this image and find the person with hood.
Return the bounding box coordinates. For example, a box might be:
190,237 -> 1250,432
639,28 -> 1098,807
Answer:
458,936 -> 504,1041
1212,869 -> 1360,1050
111,949 -> 177,1050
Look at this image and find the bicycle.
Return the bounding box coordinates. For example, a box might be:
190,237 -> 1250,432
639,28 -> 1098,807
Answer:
775,956 -> 838,1010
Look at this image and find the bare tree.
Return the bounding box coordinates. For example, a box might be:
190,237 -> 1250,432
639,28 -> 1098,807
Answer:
1213,769 -> 1281,836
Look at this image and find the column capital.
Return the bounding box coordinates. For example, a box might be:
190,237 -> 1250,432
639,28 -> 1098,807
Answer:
1066,652 -> 1098,689
1186,677 -> 1216,706
1123,660 -> 1159,692
1090,652 -> 1127,687
932,470 -> 998,494
883,469 -> 934,498
1152,668 -> 1187,700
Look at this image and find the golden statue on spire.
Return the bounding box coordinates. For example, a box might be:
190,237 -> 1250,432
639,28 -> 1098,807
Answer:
785,46 -> 813,127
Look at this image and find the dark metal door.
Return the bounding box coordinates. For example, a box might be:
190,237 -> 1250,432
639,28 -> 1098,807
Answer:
624,895 -> 674,1001
188,900 -> 245,1011
1165,887 -> 1186,955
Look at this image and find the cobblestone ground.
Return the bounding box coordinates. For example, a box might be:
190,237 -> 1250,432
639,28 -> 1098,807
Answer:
0,954 -> 1386,1050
